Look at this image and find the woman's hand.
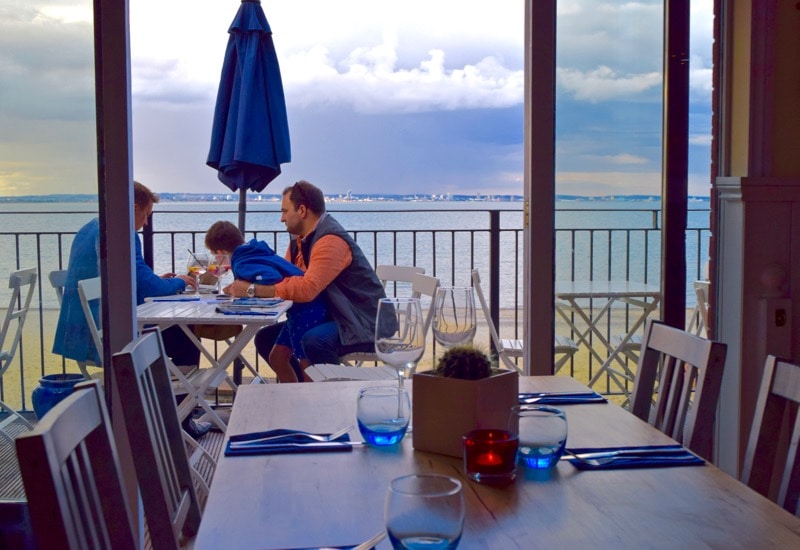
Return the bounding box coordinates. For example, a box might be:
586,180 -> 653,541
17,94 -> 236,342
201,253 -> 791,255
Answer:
224,279 -> 250,297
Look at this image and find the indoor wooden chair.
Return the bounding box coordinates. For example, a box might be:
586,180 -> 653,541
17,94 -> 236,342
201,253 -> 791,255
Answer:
112,327 -> 204,548
740,355 -> 800,516
14,379 -> 137,549
629,319 -> 727,460
472,268 -> 578,374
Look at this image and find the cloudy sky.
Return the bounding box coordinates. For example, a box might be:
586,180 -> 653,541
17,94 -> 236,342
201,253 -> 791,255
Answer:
0,0 -> 713,198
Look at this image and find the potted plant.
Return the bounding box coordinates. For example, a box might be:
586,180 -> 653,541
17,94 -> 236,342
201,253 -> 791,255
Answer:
412,345 -> 519,457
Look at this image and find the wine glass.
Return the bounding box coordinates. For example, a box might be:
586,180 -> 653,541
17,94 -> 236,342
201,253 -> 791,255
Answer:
208,253 -> 231,294
186,251 -> 209,296
432,286 -> 477,350
375,297 -> 425,389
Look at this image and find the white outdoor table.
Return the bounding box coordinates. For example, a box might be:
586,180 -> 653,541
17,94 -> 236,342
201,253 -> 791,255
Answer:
555,280 -> 661,394
137,296 -> 291,430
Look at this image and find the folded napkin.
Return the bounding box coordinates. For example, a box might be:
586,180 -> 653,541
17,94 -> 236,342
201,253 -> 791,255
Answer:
225,429 -> 353,457
565,445 -> 705,470
216,306 -> 280,316
519,391 -> 608,405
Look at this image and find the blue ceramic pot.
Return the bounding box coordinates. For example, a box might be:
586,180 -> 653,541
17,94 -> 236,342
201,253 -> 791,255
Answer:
31,373 -> 85,419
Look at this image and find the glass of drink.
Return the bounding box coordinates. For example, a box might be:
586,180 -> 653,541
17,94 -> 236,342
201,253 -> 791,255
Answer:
385,474 -> 464,549
208,253 -> 231,294
186,251 -> 209,296
357,386 -> 410,446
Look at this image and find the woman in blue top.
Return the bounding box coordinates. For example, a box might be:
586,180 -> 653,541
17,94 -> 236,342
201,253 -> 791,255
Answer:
205,220 -> 331,382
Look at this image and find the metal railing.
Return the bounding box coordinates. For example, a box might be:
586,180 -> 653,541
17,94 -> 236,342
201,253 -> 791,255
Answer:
0,204 -> 711,410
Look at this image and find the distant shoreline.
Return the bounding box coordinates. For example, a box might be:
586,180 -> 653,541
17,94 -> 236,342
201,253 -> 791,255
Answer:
0,193 -> 710,204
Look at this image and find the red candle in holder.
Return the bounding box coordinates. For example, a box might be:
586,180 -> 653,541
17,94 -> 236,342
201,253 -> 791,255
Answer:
462,429 -> 519,485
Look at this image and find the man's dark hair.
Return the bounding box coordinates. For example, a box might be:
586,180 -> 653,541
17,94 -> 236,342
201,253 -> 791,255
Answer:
283,180 -> 326,216
205,220 -> 245,252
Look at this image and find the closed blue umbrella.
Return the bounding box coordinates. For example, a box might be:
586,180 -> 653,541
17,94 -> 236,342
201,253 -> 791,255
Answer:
207,0 -> 291,232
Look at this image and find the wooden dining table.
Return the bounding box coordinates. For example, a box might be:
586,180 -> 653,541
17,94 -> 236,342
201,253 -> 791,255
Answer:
193,376 -> 800,549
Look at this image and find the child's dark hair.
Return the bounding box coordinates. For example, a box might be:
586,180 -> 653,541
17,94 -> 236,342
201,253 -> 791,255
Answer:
205,221 -> 245,253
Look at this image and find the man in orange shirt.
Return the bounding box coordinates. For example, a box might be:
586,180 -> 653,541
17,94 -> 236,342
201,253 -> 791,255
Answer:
225,181 -> 386,380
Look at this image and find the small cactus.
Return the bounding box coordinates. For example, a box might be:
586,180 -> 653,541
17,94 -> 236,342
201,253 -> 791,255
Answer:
435,345 -> 492,380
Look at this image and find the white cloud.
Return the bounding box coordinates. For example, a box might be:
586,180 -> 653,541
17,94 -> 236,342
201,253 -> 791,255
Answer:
558,65 -> 662,102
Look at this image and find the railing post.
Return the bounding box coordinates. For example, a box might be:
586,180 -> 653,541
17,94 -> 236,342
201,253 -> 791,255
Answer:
142,213 -> 154,269
489,210 -> 501,355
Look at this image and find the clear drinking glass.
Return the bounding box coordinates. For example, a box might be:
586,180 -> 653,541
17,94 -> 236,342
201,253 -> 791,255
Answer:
208,253 -> 231,294
385,474 -> 464,549
186,251 -> 209,296
375,297 -> 425,389
432,286 -> 477,349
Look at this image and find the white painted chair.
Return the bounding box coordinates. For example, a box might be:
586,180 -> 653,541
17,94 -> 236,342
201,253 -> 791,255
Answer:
48,269 -> 68,306
0,267 -> 37,442
77,276 -> 104,379
471,268 -> 579,374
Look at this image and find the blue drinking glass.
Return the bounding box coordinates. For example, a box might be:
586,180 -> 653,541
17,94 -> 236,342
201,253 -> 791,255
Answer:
357,386 -> 410,446
509,405 -> 568,469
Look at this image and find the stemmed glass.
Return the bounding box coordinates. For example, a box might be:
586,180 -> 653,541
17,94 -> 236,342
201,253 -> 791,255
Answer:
208,253 -> 231,295
375,297 -> 425,389
432,286 -> 477,350
186,251 -> 209,296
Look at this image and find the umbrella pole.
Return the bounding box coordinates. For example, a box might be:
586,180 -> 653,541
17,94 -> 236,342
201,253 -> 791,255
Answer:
238,189 -> 247,234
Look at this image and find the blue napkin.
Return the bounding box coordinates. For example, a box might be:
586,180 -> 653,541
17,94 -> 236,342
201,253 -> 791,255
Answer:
225,429 -> 353,457
519,391 -> 608,405
566,445 -> 705,470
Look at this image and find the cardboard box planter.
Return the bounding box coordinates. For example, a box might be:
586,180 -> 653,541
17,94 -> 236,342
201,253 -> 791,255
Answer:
411,369 -> 519,457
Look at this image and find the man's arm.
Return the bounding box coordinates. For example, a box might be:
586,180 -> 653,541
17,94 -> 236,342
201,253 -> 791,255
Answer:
225,235 -> 351,300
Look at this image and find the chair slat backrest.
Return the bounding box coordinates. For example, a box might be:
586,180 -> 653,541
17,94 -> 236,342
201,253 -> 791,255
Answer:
376,265 -> 425,297
112,327 -> 202,548
741,355 -> 800,516
15,380 -> 136,550
629,320 -> 727,460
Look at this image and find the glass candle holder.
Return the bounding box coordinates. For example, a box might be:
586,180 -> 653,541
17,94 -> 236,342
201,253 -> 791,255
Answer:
462,428 -> 518,485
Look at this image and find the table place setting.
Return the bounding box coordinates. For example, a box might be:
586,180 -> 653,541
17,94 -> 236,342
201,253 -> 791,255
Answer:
518,390 -> 607,405
225,426 -> 359,456
563,444 -> 705,470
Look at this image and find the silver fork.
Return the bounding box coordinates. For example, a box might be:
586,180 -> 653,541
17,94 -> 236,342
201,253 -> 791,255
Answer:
562,448 -> 695,467
230,424 -> 354,446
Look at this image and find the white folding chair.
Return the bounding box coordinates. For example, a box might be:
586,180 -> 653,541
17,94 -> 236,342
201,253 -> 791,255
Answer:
48,269 -> 68,305
687,280 -> 710,337
77,276 -> 103,379
0,267 -> 37,442
471,268 -> 578,374
376,265 -> 425,296
340,272 -> 440,373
